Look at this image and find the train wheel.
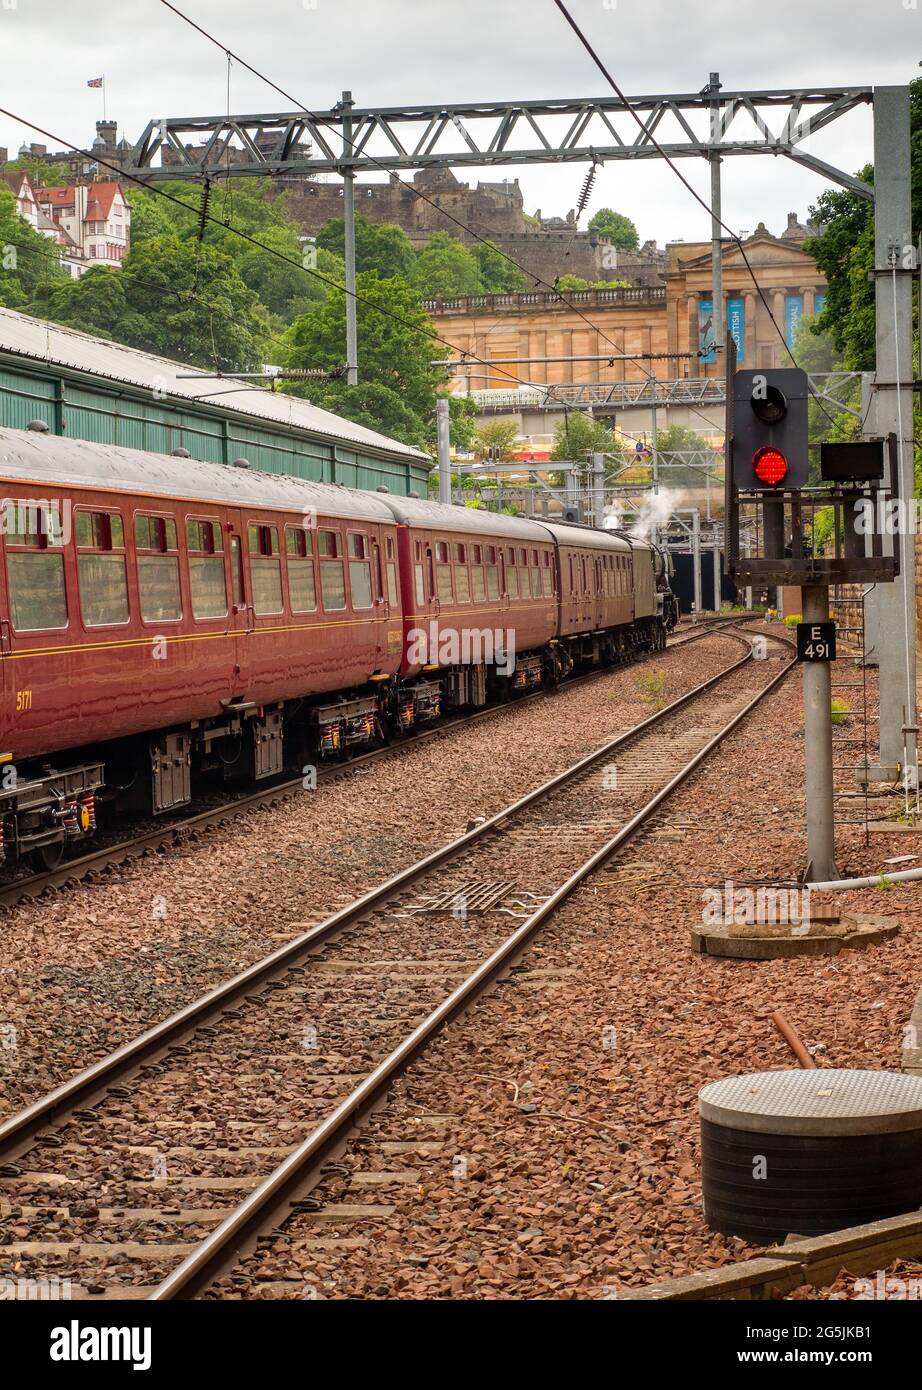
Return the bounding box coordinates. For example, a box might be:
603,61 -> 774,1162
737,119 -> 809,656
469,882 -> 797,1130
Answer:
31,841 -> 66,873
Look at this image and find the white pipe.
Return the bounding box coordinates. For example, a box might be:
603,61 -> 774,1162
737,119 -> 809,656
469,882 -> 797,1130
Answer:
808,865 -> 922,892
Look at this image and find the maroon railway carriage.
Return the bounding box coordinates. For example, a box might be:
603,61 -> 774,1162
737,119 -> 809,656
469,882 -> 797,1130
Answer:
0,426 -> 674,867
0,425 -> 401,863
373,496 -> 558,704
542,521 -> 666,659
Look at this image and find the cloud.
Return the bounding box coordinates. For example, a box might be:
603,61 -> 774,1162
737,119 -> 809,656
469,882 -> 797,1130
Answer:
0,0 -> 914,247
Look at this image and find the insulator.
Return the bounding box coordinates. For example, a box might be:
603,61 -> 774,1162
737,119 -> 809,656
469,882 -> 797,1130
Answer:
576,163 -> 598,218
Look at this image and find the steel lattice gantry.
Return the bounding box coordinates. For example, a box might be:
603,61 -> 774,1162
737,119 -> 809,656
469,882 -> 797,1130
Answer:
126,86 -> 874,198
467,373 -> 862,411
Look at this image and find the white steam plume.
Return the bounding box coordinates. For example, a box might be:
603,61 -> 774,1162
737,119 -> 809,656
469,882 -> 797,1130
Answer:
604,490 -> 684,541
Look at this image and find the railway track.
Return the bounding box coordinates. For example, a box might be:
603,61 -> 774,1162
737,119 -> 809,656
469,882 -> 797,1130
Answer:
0,624 -> 792,1300
0,616 -> 749,911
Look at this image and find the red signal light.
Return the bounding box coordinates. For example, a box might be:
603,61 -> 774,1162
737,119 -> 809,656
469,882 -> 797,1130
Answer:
752,446 -> 788,487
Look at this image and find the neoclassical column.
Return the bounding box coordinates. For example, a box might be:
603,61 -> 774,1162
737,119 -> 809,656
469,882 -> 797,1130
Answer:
689,295 -> 702,375
743,291 -> 757,366
800,286 -> 815,318
772,289 -> 787,365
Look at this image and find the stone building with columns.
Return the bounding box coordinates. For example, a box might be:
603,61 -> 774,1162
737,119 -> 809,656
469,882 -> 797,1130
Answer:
428,215 -> 826,397
665,218 -> 826,375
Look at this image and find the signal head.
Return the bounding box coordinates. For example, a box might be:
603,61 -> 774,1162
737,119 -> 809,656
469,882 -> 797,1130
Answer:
751,384 -> 787,424
752,446 -> 788,487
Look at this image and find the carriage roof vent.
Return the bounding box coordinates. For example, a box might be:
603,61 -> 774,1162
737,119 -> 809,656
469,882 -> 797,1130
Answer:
171,447 -> 191,458
376,485 -> 389,492
408,489 -> 420,498
27,419 -> 50,432
232,456 -> 251,469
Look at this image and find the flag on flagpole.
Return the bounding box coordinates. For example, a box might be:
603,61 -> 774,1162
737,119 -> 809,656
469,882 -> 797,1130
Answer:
87,77 -> 103,88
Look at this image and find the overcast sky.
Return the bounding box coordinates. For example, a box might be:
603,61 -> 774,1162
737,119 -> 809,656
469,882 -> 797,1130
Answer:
1,0 -> 919,246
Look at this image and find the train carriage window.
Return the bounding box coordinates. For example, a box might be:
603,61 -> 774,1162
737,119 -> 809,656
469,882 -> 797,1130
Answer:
76,509 -> 129,627
414,540 -> 425,607
514,547 -> 527,598
470,558 -> 486,603
319,529 -> 346,611
5,504 -> 68,631
541,551 -> 553,598
247,522 -> 283,615
186,518 -> 227,620
529,549 -> 541,599
506,547 -> 518,599
135,513 -> 181,623
384,535 -> 399,607
348,532 -> 373,609
434,539 -> 453,603
286,526 -> 317,613
485,545 -> 499,601
453,543 -> 471,603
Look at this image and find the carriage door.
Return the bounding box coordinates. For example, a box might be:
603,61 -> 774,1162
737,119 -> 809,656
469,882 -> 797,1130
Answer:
371,535 -> 387,668
225,511 -> 250,698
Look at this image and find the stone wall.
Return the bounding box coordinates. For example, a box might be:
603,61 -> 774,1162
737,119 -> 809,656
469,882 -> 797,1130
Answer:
285,170 -> 526,247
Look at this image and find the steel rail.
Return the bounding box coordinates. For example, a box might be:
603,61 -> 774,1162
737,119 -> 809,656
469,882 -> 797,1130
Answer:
0,621 -> 739,910
0,630 -> 759,1166
152,629 -> 795,1298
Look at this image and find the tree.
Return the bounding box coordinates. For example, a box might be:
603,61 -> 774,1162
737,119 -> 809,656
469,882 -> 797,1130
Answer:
316,214 -> 415,280
474,419 -> 521,460
5,155 -> 71,187
806,79 -> 922,372
554,273 -> 629,291
470,240 -> 525,292
448,394 -> 477,453
280,271 -> 447,449
651,423 -> 720,488
589,208 -> 639,250
804,177 -> 874,371
128,180 -> 339,328
234,231 -> 343,324
28,236 -> 271,370
0,185 -> 67,308
550,411 -> 614,460
410,231 -> 483,298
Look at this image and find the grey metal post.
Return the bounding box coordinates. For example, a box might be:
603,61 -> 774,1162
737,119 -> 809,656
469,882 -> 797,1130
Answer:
802,584 -> 839,882
709,73 -> 724,359
436,397 -> 451,504
871,85 -> 916,782
712,545 -> 721,612
591,452 -> 605,528
341,90 -> 358,387
692,508 -> 702,612
859,373 -> 882,662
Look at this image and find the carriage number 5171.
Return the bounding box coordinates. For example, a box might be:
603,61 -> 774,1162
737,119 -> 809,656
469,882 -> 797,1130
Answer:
15,689 -> 33,712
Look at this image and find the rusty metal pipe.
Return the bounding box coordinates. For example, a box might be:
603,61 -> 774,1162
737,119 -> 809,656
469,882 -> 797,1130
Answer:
771,1009 -> 817,1069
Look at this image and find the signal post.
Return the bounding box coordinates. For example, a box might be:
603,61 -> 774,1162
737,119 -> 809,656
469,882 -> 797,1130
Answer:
725,345 -> 895,883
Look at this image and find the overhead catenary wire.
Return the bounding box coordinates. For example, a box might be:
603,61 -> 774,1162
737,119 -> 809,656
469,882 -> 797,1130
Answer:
550,0 -> 840,430
0,105 -> 563,400
155,0 -> 724,436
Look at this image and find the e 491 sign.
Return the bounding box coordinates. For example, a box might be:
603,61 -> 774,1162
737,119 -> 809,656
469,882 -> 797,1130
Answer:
796,621 -> 836,663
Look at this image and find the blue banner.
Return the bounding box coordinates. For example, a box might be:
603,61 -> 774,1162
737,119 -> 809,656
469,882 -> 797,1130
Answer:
698,298 -> 716,364
814,292 -> 826,318
727,297 -> 745,363
785,294 -> 804,348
